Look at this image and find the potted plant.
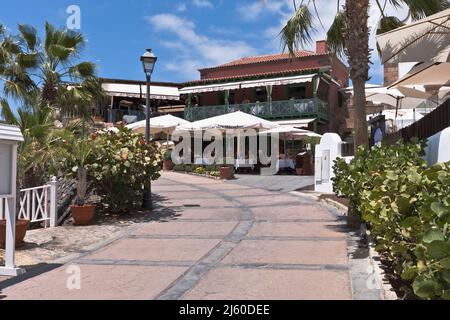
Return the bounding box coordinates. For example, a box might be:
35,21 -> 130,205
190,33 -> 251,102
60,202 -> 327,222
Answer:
0,219 -> 30,249
69,132 -> 95,226
219,164 -> 234,180
162,149 -> 174,171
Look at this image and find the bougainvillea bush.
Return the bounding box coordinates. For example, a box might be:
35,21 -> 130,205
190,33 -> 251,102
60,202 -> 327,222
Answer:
333,141 -> 450,300
88,128 -> 163,213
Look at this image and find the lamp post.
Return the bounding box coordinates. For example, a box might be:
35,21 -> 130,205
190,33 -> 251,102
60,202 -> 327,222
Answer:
141,49 -> 157,210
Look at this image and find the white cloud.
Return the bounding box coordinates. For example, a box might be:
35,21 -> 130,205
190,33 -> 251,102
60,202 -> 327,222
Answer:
146,14 -> 257,80
242,0 -> 409,83
192,0 -> 213,9
176,3 -> 187,12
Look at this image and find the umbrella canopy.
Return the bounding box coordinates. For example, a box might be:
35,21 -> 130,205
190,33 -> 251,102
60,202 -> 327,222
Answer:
390,62 -> 450,87
261,126 -> 322,140
365,86 -> 430,109
377,9 -> 450,64
177,111 -> 278,131
345,85 -> 430,109
126,114 -> 191,134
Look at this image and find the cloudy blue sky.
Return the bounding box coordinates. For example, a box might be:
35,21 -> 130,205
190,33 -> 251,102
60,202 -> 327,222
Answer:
1,0 -> 409,84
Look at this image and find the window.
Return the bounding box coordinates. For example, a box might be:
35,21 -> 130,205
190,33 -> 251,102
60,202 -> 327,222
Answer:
287,85 -> 306,99
254,87 -> 268,102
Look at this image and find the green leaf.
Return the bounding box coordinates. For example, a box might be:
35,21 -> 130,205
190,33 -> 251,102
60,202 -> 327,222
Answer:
431,202 -> 449,217
423,229 -> 445,244
413,277 -> 440,299
442,290 -> 450,300
441,258 -> 450,269
401,216 -> 421,228
425,241 -> 450,260
386,171 -> 398,181
401,267 -> 418,280
443,270 -> 450,284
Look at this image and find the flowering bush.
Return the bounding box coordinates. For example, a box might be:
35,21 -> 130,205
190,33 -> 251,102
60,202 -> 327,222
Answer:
88,128 -> 163,213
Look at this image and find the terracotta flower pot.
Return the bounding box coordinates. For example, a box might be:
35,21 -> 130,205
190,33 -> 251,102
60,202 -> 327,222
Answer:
0,219 -> 30,249
219,166 -> 234,180
70,205 -> 96,226
163,159 -> 174,171
296,168 -> 303,176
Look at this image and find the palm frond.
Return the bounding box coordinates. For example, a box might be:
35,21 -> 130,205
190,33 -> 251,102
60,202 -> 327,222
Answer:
18,24 -> 38,51
327,11 -> 346,58
280,5 -> 315,56
0,98 -> 19,125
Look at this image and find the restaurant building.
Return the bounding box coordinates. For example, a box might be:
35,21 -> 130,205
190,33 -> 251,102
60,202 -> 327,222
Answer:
99,78 -> 184,123
180,40 -> 349,134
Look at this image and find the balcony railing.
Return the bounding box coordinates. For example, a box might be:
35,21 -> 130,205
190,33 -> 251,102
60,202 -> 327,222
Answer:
185,98 -> 329,122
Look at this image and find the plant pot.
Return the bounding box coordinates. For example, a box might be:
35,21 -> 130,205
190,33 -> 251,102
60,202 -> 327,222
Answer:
70,205 -> 96,226
296,168 -> 303,176
0,219 -> 30,249
163,159 -> 174,171
219,166 -> 234,180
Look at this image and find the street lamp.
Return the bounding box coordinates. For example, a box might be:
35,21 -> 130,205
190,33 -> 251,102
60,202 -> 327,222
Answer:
141,49 -> 157,210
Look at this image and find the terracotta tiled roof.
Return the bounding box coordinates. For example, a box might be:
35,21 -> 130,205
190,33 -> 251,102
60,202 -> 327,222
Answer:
199,51 -> 323,71
183,67 -> 321,86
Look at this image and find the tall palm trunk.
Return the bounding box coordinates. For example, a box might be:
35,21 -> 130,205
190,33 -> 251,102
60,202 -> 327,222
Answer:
344,0 -> 370,149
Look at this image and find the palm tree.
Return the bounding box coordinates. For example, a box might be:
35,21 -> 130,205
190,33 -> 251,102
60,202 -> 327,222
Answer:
0,22 -> 97,112
281,0 -> 449,148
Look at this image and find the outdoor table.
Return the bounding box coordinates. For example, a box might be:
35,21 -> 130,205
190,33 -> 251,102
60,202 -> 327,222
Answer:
234,159 -> 256,170
277,159 -> 296,170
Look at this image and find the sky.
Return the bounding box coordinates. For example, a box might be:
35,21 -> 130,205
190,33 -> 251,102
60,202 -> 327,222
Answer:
0,0 -> 409,85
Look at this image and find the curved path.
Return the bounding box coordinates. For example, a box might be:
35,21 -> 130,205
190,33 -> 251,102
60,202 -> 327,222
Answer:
1,172 -> 354,300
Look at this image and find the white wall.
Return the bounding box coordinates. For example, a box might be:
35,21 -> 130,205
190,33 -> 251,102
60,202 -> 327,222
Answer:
425,127 -> 450,166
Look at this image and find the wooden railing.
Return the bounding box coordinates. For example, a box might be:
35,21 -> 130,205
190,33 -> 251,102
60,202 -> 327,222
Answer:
386,99 -> 450,145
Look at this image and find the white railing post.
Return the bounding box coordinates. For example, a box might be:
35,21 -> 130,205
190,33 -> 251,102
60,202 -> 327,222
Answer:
50,177 -> 58,228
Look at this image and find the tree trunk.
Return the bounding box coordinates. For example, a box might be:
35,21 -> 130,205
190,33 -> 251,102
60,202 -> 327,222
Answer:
76,166 -> 87,206
344,0 -> 370,149
352,78 -> 369,148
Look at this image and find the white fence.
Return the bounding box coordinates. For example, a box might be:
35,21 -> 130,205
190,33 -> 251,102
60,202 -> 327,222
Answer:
0,177 -> 57,228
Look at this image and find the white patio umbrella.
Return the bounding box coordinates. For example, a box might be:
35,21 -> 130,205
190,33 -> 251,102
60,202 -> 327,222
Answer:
390,62 -> 450,87
346,85 -> 430,117
177,111 -> 278,131
262,126 -> 322,139
127,114 -> 191,149
377,8 -> 450,64
126,114 -> 191,134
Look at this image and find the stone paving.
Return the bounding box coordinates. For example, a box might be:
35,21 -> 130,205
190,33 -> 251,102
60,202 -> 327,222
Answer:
0,172 -> 361,300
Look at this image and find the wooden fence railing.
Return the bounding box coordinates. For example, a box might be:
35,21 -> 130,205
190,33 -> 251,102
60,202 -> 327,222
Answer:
385,99 -> 450,145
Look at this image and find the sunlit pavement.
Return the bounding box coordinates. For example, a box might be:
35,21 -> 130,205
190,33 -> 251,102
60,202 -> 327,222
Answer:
1,172 -> 353,300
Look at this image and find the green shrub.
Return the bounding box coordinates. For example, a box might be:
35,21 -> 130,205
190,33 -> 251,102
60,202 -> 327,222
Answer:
163,149 -> 172,161
87,128 -> 163,213
194,166 -> 205,175
209,171 -> 220,177
173,164 -> 186,172
333,141 -> 450,300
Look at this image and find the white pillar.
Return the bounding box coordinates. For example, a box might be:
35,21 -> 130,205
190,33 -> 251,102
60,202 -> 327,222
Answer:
0,144 -> 25,276
50,176 -> 58,228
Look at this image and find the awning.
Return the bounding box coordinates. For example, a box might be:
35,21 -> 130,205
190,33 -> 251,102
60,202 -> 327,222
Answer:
273,118 -> 316,128
240,74 -> 316,89
179,74 -> 317,94
102,83 -> 180,100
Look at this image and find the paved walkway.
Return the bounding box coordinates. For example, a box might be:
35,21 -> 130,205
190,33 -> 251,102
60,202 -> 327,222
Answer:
231,174 -> 314,192
1,172 -> 355,300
